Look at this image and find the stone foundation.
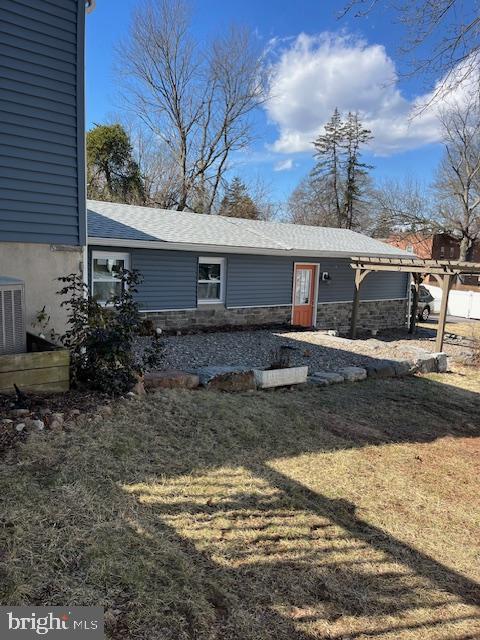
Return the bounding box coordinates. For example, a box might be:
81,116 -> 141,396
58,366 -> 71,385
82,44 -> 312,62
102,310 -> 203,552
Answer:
316,299 -> 408,333
144,299 -> 408,332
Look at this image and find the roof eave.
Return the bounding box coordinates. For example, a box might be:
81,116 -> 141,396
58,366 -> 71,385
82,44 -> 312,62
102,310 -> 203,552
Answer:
87,236 -> 410,259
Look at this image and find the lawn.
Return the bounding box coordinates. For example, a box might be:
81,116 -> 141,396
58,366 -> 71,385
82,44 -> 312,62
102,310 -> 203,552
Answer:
1,369 -> 479,639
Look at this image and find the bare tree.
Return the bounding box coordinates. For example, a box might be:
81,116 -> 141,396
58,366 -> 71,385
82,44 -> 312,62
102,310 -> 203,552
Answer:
131,127 -> 181,209
340,1 -> 480,104
434,92 -> 480,260
287,176 -> 339,227
118,0 -> 265,213
371,176 -> 436,237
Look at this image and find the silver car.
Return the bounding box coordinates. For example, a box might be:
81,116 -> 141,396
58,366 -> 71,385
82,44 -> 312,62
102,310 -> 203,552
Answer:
414,285 -> 435,321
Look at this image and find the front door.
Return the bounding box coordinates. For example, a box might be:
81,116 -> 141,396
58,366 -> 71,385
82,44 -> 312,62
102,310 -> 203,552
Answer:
292,264 -> 316,327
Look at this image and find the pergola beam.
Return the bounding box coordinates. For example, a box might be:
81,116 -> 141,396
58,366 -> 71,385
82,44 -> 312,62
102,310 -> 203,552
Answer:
349,256 -> 478,348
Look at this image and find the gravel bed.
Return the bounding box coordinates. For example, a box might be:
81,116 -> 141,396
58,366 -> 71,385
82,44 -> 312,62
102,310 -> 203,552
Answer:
136,327 -> 474,373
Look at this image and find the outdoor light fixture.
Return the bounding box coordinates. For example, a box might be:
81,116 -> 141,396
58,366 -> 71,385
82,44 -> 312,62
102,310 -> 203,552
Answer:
322,272 -> 331,283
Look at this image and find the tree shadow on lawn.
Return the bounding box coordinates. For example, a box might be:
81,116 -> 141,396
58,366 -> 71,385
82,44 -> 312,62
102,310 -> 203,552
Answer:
2,371 -> 480,639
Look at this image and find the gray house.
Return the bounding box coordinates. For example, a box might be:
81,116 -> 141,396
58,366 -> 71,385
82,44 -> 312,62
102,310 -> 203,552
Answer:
0,0 -> 93,334
87,200 -> 411,333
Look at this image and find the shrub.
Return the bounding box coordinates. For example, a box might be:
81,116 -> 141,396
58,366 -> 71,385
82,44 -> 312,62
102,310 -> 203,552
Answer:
57,269 -> 162,394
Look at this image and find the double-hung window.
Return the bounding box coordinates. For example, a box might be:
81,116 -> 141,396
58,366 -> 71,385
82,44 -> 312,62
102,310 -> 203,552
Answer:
91,251 -> 130,304
197,257 -> 225,304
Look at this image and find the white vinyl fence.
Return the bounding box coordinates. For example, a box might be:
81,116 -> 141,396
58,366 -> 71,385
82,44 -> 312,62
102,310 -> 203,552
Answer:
425,284 -> 480,319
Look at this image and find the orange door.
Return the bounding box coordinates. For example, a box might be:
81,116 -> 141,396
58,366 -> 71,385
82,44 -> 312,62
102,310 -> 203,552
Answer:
292,264 -> 316,327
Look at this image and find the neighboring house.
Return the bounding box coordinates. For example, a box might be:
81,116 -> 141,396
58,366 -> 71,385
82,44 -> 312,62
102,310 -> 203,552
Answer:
87,200 -> 411,333
0,0 -> 92,335
387,232 -> 480,288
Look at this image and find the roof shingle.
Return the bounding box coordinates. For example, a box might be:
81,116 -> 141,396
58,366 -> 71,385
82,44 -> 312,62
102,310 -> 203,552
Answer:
87,200 -> 410,258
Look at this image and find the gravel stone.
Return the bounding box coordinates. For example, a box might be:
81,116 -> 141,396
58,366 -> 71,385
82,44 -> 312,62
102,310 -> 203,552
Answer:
135,326 -> 472,375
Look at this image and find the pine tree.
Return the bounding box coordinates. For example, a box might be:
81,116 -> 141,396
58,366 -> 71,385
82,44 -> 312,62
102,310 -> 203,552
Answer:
310,109 -> 373,229
219,177 -> 259,220
343,112 -> 373,229
311,108 -> 345,227
87,124 -> 145,205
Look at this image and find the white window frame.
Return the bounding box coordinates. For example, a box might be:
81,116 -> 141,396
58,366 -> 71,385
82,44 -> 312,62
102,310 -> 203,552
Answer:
197,257 -> 225,305
91,250 -> 130,305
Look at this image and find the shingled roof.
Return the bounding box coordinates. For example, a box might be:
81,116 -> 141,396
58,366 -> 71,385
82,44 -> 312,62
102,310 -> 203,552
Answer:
87,200 -> 410,258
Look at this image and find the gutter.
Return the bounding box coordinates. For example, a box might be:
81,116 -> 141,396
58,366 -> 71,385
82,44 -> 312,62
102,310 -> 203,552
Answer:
87,236 -> 411,260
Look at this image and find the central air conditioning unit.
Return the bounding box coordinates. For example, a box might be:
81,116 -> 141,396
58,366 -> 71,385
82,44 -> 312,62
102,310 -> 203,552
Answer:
0,277 -> 26,356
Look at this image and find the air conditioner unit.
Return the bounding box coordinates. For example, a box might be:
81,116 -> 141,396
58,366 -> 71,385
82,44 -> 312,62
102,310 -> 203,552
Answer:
0,277 -> 26,356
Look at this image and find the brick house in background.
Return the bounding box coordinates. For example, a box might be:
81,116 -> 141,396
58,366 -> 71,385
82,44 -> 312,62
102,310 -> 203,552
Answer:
386,232 -> 480,288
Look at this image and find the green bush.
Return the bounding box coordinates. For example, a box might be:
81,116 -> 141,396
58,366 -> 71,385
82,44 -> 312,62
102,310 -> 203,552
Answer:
57,269 -> 162,394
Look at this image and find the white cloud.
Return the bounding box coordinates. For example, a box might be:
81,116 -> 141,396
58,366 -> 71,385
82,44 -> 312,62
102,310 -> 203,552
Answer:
274,158 -> 293,171
265,32 -> 457,156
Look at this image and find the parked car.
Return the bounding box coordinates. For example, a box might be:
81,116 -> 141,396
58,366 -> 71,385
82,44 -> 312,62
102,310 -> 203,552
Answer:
412,285 -> 435,320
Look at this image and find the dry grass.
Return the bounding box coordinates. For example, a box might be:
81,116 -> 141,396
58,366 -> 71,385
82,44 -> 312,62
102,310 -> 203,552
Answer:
1,370 -> 479,639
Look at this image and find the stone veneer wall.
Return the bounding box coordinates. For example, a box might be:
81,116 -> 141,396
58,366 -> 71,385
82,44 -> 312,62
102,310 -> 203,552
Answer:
316,299 -> 408,333
144,299 -> 407,332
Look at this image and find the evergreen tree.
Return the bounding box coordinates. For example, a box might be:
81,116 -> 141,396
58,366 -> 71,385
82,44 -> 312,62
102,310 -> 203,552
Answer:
311,108 -> 345,227
87,124 -> 145,204
219,177 -> 259,220
310,108 -> 373,229
343,112 -> 373,229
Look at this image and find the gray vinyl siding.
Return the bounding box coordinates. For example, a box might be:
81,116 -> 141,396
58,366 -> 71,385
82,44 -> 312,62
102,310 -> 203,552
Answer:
317,258 -> 408,303
0,0 -> 86,245
89,248 -> 408,311
132,250 -> 198,310
226,255 -> 294,307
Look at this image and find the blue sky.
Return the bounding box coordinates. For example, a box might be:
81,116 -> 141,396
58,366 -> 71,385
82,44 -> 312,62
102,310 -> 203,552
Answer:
85,0 -> 448,202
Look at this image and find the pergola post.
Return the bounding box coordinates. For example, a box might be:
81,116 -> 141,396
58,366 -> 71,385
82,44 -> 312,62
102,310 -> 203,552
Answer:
350,269 -> 368,338
435,274 -> 453,352
409,274 -> 423,334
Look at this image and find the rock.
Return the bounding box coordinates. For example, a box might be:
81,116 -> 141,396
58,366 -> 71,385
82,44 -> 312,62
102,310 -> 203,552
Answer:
1,419 -> 13,425
91,414 -> 103,422
15,423 -> 25,432
30,419 -> 45,431
98,405 -> 113,417
433,352 -> 449,373
126,391 -> 136,398
414,354 -> 437,373
69,409 -> 81,418
43,412 -> 63,427
38,408 -> 52,418
144,370 -> 200,390
327,330 -> 339,337
132,380 -> 146,396
337,366 -> 367,382
10,408 -> 30,418
310,371 -> 344,384
308,376 -> 330,386
365,361 -> 396,379
195,366 -> 256,391
392,360 -> 414,377
49,419 -> 64,432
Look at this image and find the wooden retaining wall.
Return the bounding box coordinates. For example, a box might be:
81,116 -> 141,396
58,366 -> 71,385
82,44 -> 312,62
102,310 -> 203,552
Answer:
0,349 -> 70,394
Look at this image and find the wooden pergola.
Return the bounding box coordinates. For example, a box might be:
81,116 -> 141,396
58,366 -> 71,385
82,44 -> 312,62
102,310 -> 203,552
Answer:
350,256 -> 480,351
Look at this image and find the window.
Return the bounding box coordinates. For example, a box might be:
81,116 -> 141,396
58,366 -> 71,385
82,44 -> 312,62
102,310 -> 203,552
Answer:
91,251 -> 130,303
295,268 -> 312,304
197,257 -> 225,304
449,246 -> 455,258
440,245 -> 445,258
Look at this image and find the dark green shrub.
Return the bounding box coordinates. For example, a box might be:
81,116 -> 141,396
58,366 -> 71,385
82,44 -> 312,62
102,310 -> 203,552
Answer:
57,269 -> 162,394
